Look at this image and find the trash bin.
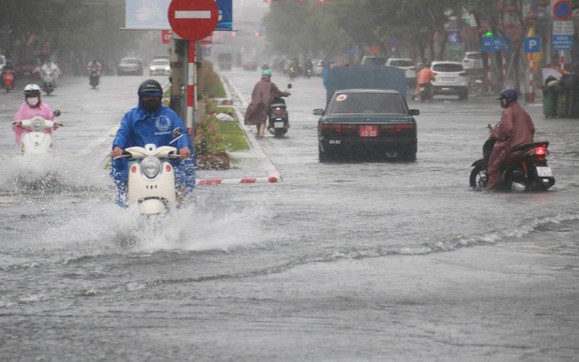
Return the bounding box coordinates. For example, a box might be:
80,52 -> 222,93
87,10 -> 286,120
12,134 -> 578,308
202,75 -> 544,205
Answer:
542,86 -> 557,118
570,87 -> 579,118
556,87 -> 571,118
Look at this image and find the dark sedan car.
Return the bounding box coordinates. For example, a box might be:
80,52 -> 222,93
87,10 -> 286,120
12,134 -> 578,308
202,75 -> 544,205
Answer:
314,89 -> 419,162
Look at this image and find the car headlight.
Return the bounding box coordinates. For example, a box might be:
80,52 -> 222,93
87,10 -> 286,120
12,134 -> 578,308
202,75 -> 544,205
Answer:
141,157 -> 161,179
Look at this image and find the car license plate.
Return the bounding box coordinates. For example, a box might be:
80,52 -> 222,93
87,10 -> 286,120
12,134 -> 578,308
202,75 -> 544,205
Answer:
274,121 -> 284,128
359,125 -> 378,137
536,166 -> 553,177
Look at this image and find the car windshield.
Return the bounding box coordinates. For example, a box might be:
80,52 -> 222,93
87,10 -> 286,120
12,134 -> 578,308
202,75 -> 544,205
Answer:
122,59 -> 139,64
151,59 -> 169,66
432,63 -> 463,72
466,53 -> 481,60
328,92 -> 407,114
389,60 -> 413,67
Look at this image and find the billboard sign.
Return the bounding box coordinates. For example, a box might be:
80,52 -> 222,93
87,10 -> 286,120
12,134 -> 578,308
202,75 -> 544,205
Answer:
125,0 -> 232,31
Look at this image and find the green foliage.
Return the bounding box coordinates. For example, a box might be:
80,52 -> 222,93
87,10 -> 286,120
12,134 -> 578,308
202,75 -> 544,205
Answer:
263,0 -> 468,61
195,102 -> 224,156
200,61 -> 227,98
3,0 -> 139,63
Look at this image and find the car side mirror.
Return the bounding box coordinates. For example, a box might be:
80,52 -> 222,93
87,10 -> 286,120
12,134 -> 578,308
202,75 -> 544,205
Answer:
53,110 -> 61,117
313,109 -> 324,116
409,109 -> 420,116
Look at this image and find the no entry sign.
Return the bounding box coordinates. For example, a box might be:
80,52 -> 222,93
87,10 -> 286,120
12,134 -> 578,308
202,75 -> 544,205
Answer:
168,0 -> 219,41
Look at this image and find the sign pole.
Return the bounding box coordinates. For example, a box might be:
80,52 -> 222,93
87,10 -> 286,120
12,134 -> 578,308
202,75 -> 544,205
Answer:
528,58 -> 534,103
487,52 -> 492,94
560,50 -> 565,70
187,40 -> 196,137
502,51 -> 507,84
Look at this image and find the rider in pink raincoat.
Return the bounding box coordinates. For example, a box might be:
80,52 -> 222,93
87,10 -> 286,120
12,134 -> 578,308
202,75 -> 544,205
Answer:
487,89 -> 535,190
12,84 -> 60,146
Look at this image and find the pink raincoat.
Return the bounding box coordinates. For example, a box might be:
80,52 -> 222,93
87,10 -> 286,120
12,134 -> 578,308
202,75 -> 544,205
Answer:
12,101 -> 54,146
244,77 -> 288,126
487,102 -> 535,190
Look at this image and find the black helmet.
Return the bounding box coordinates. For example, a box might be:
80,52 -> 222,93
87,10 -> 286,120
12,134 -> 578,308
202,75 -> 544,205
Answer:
138,79 -> 163,97
497,88 -> 518,101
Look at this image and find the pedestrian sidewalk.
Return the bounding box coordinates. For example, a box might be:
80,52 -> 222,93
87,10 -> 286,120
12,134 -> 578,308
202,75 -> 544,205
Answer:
195,76 -> 281,186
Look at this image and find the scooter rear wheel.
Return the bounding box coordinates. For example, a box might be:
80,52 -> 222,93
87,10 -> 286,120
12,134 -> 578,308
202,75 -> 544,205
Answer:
470,165 -> 487,189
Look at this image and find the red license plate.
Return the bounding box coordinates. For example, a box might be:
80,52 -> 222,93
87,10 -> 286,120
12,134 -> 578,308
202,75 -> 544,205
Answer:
359,125 -> 378,137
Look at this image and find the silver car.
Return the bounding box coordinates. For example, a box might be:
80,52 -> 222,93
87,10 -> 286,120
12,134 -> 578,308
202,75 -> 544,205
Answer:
149,58 -> 171,76
117,57 -> 144,76
431,61 -> 469,100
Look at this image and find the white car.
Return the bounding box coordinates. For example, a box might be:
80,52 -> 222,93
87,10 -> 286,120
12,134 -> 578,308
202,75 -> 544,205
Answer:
149,58 -> 171,76
461,51 -> 483,72
431,61 -> 469,100
386,58 -> 417,86
360,55 -> 386,65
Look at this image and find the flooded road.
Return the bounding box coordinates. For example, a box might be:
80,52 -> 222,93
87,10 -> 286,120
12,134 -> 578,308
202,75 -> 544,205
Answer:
1,70 -> 578,361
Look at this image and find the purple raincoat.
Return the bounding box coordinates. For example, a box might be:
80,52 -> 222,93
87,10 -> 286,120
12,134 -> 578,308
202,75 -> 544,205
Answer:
244,77 -> 288,126
487,102 -> 535,190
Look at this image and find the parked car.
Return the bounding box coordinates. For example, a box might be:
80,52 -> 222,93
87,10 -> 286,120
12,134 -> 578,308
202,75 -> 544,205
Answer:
386,58 -> 417,87
430,61 -> 469,100
461,51 -> 483,73
117,57 -> 144,76
314,89 -> 419,162
149,58 -> 171,76
360,55 -> 386,65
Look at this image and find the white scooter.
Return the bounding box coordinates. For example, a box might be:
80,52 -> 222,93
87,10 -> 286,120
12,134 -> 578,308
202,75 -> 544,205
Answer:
13,110 -> 62,155
117,128 -> 184,215
41,70 -> 57,95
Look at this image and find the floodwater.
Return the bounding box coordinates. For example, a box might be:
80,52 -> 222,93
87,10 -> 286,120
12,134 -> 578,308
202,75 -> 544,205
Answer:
0,71 -> 578,361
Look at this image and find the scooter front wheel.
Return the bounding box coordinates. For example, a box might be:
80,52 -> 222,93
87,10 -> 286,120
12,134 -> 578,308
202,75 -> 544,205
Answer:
470,165 -> 487,189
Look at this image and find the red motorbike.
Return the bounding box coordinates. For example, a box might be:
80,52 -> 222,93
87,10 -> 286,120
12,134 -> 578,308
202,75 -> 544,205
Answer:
1,69 -> 15,92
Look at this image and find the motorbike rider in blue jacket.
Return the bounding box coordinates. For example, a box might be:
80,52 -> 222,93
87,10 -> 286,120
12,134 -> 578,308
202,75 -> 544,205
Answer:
110,79 -> 195,207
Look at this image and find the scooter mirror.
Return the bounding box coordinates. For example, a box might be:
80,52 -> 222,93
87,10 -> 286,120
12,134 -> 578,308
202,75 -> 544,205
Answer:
287,84 -> 293,89
53,110 -> 61,117
172,128 -> 183,138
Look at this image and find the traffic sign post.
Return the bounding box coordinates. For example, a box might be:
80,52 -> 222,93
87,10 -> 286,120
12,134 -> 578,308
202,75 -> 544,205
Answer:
524,37 -> 541,103
168,0 -> 219,135
481,36 -> 511,94
553,20 -> 574,70
553,0 -> 573,20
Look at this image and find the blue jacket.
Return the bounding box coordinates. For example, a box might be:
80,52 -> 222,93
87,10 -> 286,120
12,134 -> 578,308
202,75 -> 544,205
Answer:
111,105 -> 195,191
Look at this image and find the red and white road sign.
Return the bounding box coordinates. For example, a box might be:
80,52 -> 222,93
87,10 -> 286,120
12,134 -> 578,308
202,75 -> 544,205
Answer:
167,0 -> 219,41
161,30 -> 172,44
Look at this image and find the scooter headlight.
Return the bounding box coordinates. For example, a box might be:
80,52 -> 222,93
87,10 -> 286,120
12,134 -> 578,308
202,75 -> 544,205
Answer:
31,117 -> 45,132
141,157 -> 161,179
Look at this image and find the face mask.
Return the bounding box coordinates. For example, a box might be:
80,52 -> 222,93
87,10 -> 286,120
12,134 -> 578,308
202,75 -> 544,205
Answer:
26,97 -> 40,107
141,97 -> 162,113
500,99 -> 509,109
